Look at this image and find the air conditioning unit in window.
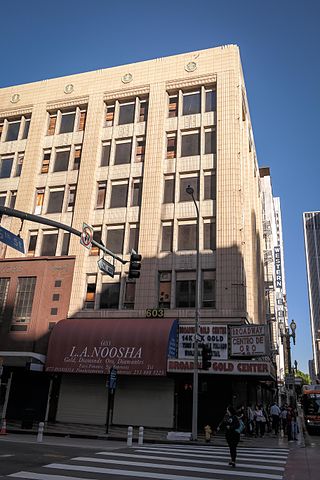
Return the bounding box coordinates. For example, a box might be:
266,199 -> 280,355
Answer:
159,272 -> 171,281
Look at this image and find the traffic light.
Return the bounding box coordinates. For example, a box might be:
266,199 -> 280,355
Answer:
128,250 -> 142,279
201,344 -> 212,370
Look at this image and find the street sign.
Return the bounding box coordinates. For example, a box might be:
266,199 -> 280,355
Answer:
0,226 -> 25,253
97,258 -> 115,277
108,367 -> 117,390
80,223 -> 93,249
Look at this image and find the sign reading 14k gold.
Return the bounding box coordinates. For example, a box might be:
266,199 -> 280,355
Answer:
178,324 -> 228,360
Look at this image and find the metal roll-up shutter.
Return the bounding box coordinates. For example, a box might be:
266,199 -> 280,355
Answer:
56,374 -> 106,424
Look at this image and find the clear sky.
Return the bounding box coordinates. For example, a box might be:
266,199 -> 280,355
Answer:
1,0 -> 319,372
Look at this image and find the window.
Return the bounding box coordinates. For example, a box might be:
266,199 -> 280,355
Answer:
12,277 -> 36,324
15,153 -> 24,176
5,119 -> 21,142
41,150 -> 51,174
205,89 -> 216,112
128,224 -> 139,253
168,94 -> 178,118
105,104 -> 115,127
55,280 -> 62,287
100,280 -> 120,309
166,132 -> 177,159
118,101 -> 135,125
51,308 -> 58,315
73,146 -> 82,170
67,185 -> 77,212
90,227 -> 102,256
84,275 -> 96,309
131,179 -> 142,207
47,114 -> 57,135
101,142 -> 111,167
34,188 -> 44,214
106,225 -> 124,254
59,111 -> 76,134
61,233 -> 70,255
179,175 -> 199,202
178,222 -> 196,250
0,278 -> 10,322
204,219 -> 216,250
52,294 -> 60,301
202,270 -> 216,308
139,99 -> 148,122
135,137 -> 145,162
159,272 -> 171,308
204,128 -> 216,154
78,109 -> 87,131
176,272 -> 195,308
114,139 -> 132,165
0,156 -> 14,178
41,231 -> 58,256
47,188 -> 64,214
123,280 -> 136,309
54,148 -> 70,172
0,192 -> 6,208
181,130 -> 200,157
204,171 -> 216,200
161,222 -> 173,252
182,91 -> 201,115
110,181 -> 128,208
96,182 -> 107,209
0,121 -> 3,141
163,175 -> 175,204
21,118 -> 31,139
27,231 -> 38,256
9,191 -> 17,209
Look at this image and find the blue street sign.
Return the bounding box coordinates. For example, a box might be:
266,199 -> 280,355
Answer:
0,226 -> 25,253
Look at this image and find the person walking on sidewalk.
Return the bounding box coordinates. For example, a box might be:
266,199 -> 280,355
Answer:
254,404 -> 267,437
270,401 -> 281,435
217,405 -> 241,468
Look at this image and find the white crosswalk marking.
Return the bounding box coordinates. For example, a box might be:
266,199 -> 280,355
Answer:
8,443 -> 289,480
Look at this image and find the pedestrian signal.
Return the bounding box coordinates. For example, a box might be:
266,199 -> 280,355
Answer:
201,344 -> 212,370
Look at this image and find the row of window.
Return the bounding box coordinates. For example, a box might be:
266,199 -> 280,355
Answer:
161,218 -> 216,252
0,116 -> 31,143
0,190 -> 17,210
84,269 -> 216,310
0,276 -> 63,329
0,152 -> 24,179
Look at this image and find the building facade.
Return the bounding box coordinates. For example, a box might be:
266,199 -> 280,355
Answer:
0,45 -> 277,429
303,211 -> 320,381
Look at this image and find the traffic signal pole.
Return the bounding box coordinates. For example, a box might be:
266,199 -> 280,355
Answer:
0,206 -> 127,265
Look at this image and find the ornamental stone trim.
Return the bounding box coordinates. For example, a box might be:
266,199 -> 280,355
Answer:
166,74 -> 216,90
46,96 -> 89,110
103,86 -> 150,101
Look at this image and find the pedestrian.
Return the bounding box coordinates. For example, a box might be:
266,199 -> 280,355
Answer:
280,405 -> 288,435
246,405 -> 255,436
290,407 -> 298,441
270,401 -> 281,435
217,405 -> 241,468
254,404 -> 267,437
286,406 -> 294,441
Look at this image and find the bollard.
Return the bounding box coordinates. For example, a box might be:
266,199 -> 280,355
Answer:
37,422 -> 44,442
127,426 -> 133,447
0,419 -> 7,435
138,426 -> 144,445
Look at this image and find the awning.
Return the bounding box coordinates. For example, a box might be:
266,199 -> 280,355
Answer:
45,318 -> 178,376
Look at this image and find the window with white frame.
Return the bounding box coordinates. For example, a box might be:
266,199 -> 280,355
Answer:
204,127 -> 216,155
114,139 -> 132,165
90,226 -> 102,256
182,90 -> 201,116
202,270 -> 216,308
166,132 -> 177,159
161,221 -> 173,252
203,218 -> 216,250
0,155 -> 14,178
178,220 -> 197,251
181,130 -> 200,157
168,94 -> 178,118
128,224 -> 139,253
1,115 -> 31,142
12,276 -> 36,325
61,233 -> 70,256
15,152 -> 24,177
123,280 -> 136,309
34,188 -> 44,214
163,175 -> 175,204
176,271 -> 196,308
101,141 -> 111,167
118,100 -> 135,125
67,185 -> 77,212
46,107 -> 86,135
135,137 -> 145,162
53,147 -> 70,172
84,274 -> 96,309
159,272 -> 171,308
27,231 -> 38,257
100,274 -> 120,309
9,190 -> 17,209
105,104 -> 115,127
138,99 -> 148,122
131,178 -> 142,207
179,174 -> 199,202
204,170 -> 216,200
106,225 -> 124,254
0,192 -> 6,208
96,181 -> 107,209
41,149 -> 51,174
110,180 -> 128,208
47,187 -> 65,214
41,230 -> 58,256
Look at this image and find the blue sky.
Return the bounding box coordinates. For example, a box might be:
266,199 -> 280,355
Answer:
2,0 -> 319,372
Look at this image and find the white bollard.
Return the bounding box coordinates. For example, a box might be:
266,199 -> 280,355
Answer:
127,426 -> 133,447
37,422 -> 44,442
138,426 -> 144,446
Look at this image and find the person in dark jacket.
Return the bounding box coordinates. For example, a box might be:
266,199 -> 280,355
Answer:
218,405 -> 240,467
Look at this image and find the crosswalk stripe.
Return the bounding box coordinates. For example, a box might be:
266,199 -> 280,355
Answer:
95,451 -> 285,471
137,446 -> 288,458
139,445 -> 288,456
45,461 -> 283,479
9,473 -> 93,480
150,444 -> 289,453
134,448 -> 287,464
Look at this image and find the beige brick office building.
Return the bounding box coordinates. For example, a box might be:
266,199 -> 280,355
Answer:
0,45 -> 275,430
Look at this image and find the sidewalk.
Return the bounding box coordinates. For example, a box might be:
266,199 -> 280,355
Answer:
284,443 -> 320,480
5,419 -> 291,447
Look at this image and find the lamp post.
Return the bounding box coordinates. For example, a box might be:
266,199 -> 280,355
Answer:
186,184 -> 200,441
279,319 -> 297,374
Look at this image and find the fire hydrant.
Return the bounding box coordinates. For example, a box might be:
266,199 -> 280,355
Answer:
204,424 -> 212,442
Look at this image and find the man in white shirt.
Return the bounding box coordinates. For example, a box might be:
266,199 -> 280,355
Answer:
270,402 -> 281,435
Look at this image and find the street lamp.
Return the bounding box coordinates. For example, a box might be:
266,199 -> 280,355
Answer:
186,184 -> 200,441
279,319 -> 297,374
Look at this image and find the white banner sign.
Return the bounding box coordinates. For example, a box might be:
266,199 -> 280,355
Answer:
178,324 -> 228,360
230,325 -> 266,356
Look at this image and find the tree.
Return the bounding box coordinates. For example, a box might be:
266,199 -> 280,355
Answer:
295,370 -> 311,385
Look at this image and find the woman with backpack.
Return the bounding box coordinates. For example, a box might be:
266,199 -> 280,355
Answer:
217,405 -> 242,468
